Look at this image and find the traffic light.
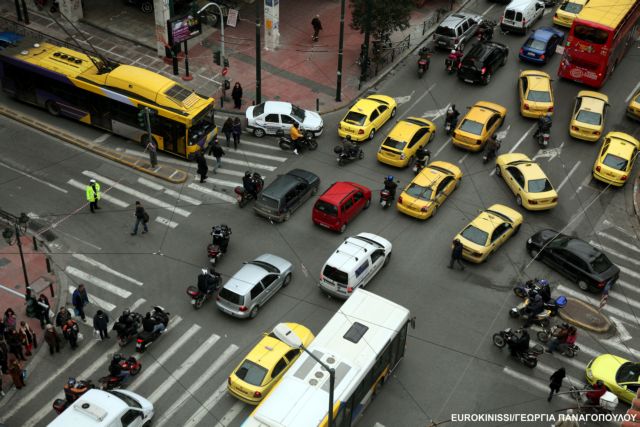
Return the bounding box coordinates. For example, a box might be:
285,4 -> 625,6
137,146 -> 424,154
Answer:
223,56 -> 229,67
137,108 -> 147,128
213,50 -> 221,66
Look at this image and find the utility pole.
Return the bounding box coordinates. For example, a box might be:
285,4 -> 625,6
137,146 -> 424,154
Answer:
360,0 -> 372,85
255,0 -> 262,104
335,0 -> 346,102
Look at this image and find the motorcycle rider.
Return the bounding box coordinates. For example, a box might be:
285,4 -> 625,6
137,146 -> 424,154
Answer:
523,293 -> 545,327
537,279 -> 552,303
340,138 -> 358,159
508,328 -> 530,358
448,48 -> 464,66
445,105 -> 460,131
547,323 -> 569,354
242,171 -> 258,200
115,309 -> 135,339
109,354 -> 128,380
383,175 -> 398,199
535,113 -> 553,139
212,225 -> 230,253
142,312 -> 165,335
197,268 -> 220,296
586,380 -> 607,405
418,46 -> 432,62
290,123 -> 303,155
484,134 -> 500,160
414,147 -> 431,171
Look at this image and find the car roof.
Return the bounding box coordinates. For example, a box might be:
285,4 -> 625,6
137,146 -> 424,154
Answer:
325,233 -> 389,271
245,335 -> 292,366
471,205 -> 519,232
514,161 -> 548,180
350,97 -> 388,115
466,104 -> 497,123
523,72 -> 551,91
47,389 -> 128,426
223,262 -> 269,294
605,137 -> 637,158
262,174 -> 302,199
318,182 -> 367,205
388,119 -> 425,141
564,237 -> 602,260
262,101 -> 294,115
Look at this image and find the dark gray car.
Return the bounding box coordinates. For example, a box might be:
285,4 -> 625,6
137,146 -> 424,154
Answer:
254,169 -> 320,222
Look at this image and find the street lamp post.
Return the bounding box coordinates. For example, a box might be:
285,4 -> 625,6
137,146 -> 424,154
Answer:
274,324 -> 335,427
2,212 -> 30,288
197,2 -> 226,63
335,0 -> 346,102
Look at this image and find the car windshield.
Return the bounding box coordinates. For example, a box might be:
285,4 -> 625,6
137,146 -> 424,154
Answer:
528,178 -> 553,193
343,111 -> 366,126
525,39 -> 547,51
189,105 -> 216,143
461,225 -> 488,246
547,235 -> 570,248
235,360 -> 268,386
382,137 -> 407,150
576,110 -> 602,125
602,154 -> 628,171
405,183 -> 433,201
459,119 -> 484,135
258,195 -> 280,210
574,25 -> 609,44
218,288 -> 243,305
527,90 -> 551,102
322,265 -> 348,285
315,200 -> 338,216
590,253 -> 613,274
109,390 -> 141,408
561,2 -> 584,13
253,103 -> 265,117
616,362 -> 640,383
249,260 -> 278,273
291,105 -> 306,122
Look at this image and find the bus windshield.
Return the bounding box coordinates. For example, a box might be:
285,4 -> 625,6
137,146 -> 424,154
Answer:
573,25 -> 609,44
189,105 -> 216,144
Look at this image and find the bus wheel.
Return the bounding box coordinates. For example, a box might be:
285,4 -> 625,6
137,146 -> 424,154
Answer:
46,101 -> 61,116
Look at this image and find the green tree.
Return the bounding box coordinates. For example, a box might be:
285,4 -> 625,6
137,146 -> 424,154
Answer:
350,0 -> 414,40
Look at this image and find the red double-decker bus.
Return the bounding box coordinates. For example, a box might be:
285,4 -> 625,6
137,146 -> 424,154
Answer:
558,0 -> 640,88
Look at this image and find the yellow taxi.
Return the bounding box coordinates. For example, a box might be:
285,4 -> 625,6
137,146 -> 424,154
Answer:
553,0 -> 589,28
377,117 -> 436,167
227,322 -> 314,404
519,71 -> 554,118
451,101 -> 507,152
338,94 -> 397,142
627,90 -> 640,120
586,354 -> 640,404
396,161 -> 462,220
495,153 -> 558,210
454,204 -> 523,263
570,91 -> 608,141
592,132 -> 640,187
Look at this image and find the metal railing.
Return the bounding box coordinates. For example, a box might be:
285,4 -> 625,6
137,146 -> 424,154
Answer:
368,34 -> 411,78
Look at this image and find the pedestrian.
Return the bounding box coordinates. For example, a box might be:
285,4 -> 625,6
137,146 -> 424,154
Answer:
131,201 -> 149,236
548,367 -> 565,402
44,324 -> 61,355
0,335 -> 9,374
553,409 -> 579,427
55,306 -> 71,329
24,287 -> 37,318
231,82 -> 243,109
6,329 -> 26,361
232,117 -> 241,150
448,239 -> 465,270
0,318 -> 5,339
3,308 -> 17,330
146,138 -> 158,168
311,14 -> 322,42
72,284 -> 89,322
8,359 -> 25,389
210,139 -> 225,173
93,310 -> 110,340
196,150 -> 208,183
37,294 -> 51,329
0,366 -> 4,396
222,117 -> 233,148
85,179 -> 101,213
62,319 -> 80,350
18,321 -> 37,356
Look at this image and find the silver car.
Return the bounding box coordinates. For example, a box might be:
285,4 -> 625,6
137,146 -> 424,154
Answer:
433,12 -> 483,50
245,101 -> 323,138
216,254 -> 293,319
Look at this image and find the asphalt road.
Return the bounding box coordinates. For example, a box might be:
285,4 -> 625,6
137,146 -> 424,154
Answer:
1,1 -> 640,426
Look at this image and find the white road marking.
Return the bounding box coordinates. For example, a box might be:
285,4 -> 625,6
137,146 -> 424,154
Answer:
183,381 -> 229,427
187,183 -> 237,203
457,153 -> 469,164
65,266 -> 132,298
508,124 -> 537,153
556,285 -> 640,326
616,279 -> 640,296
626,81 -> 640,103
215,156 -> 277,171
589,241 -> 640,266
482,4 -> 496,16
422,104 -> 450,120
72,254 -> 143,286
393,91 -> 415,105
596,231 -> 640,254
556,161 -> 581,192
221,149 -> 287,162
68,285 -> 116,312
137,177 -> 202,205
610,317 -> 632,342
155,345 -> 239,427
532,142 -> 564,162
155,216 -> 179,228
193,176 -> 240,188
399,84 -> 437,121
81,171 -> 191,217
92,133 -> 111,143
434,137 -> 451,157
536,362 -> 583,387
503,367 -> 572,402
0,161 -> 68,193
235,139 -> 283,151
620,265 -> 640,280
67,179 -> 129,208
148,334 -> 221,403
214,401 -> 245,427
568,341 -> 598,358
602,219 -> 637,239
602,337 -> 640,360
495,124 -> 511,141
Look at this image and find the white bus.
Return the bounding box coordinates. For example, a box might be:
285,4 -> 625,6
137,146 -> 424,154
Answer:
242,289 -> 413,427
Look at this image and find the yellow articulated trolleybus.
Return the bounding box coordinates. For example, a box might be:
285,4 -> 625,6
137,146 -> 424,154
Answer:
242,288 -> 413,427
0,36 -> 216,159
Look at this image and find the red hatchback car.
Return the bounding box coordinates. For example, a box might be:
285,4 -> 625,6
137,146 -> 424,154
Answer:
312,182 -> 371,233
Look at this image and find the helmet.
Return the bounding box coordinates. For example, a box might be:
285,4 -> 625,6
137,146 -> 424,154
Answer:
123,309 -> 130,316
244,171 -> 251,178
89,179 -> 96,183
450,49 -> 456,54
112,354 -> 122,363
386,175 -> 394,182
538,279 -> 549,286
201,268 -> 208,275
596,380 -> 604,387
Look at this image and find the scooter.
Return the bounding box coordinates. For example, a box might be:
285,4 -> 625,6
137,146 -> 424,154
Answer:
509,295 -> 567,327
536,324 -> 581,358
278,134 -> 318,151
513,278 -> 548,300
334,145 -> 364,166
536,130 -> 550,147
186,271 -> 221,309
234,173 -> 264,208
98,355 -> 142,390
482,138 -> 501,164
417,47 -> 432,79
445,52 -> 463,74
136,306 -> 170,352
444,114 -> 458,135
477,21 -> 496,42
207,224 -> 231,264
412,158 -> 428,175
380,188 -> 396,209
113,312 -> 143,347
492,327 -> 543,368
52,378 -> 94,415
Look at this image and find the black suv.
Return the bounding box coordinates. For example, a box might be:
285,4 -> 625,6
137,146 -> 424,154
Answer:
527,229 -> 620,293
457,41 -> 509,85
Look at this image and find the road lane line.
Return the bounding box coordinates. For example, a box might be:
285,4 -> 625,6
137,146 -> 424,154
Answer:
65,266 -> 132,298
616,279 -> 640,296
234,139 -> 283,151
93,133 -> 111,143
596,231 -> 640,253
67,179 -> 129,208
0,161 -> 68,193
68,285 -> 116,311
212,156 -> 277,171
148,334 -> 221,403
219,149 -> 286,162
187,183 -> 237,203
620,265 -> 640,280
482,4 -> 496,16
155,345 -> 239,427
214,401 -> 245,427
457,153 -> 469,164
434,137 -> 451,157
610,317 -> 632,342
503,367 -> 572,402
81,171 -> 191,217
155,216 -> 179,228
137,177 -> 202,205
536,362 -> 583,387
183,381 -> 231,427
508,124 -> 537,153
602,219 -> 638,239
556,161 -> 581,192
192,176 -> 240,188
399,84 -> 437,121
602,337 -> 640,360
626,81 -> 640,103
72,254 -> 143,286
588,241 -> 640,266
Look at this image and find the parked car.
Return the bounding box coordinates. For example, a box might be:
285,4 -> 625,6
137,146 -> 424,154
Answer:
312,182 -> 371,233
254,169 -> 320,222
592,132 -> 640,187
376,117 -> 435,168
216,254 -> 293,318
570,91 -> 609,141
519,27 -> 565,64
457,41 -> 509,85
338,94 -> 397,142
526,230 -> 620,292
245,101 -> 323,138
433,12 -> 483,50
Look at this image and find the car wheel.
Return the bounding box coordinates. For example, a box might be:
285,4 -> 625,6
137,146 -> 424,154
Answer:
140,1 -> 153,13
253,128 -> 266,138
250,306 -> 259,318
282,273 -> 292,288
577,280 -> 589,291
430,205 -> 437,218
45,100 -> 61,116
283,211 -> 291,221
364,198 -> 371,209
311,185 -> 318,195
391,107 -> 397,118
529,248 -> 540,258
501,54 -> 507,66
369,128 -> 376,140
495,165 -> 501,176
339,223 -> 347,233
483,72 -> 492,85
516,195 -> 523,206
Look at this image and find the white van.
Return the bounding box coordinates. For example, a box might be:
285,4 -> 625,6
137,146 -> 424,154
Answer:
318,232 -> 392,299
500,0 -> 545,34
48,389 -> 154,427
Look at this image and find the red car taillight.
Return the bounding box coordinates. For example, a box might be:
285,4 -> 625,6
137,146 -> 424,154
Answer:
239,306 -> 248,312
137,338 -> 143,344
347,286 -> 353,293
571,126 -> 579,131
596,165 -> 601,172
524,104 -> 530,110
358,129 -> 364,134
420,206 -> 428,212
253,391 -> 262,398
481,67 -> 487,75
398,196 -> 403,204
548,106 -> 554,112
540,54 -> 545,60
528,200 -> 538,205
621,175 -> 628,181
593,131 -> 600,135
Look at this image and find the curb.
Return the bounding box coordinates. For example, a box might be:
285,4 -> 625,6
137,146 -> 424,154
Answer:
0,106 -> 189,184
558,298 -> 611,333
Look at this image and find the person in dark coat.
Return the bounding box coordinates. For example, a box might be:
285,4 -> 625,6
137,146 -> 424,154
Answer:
62,319 -> 79,350
3,308 -> 17,330
55,306 -> 71,329
9,359 -> 25,389
37,294 -> 51,328
311,15 -> 322,41
548,367 -> 566,401
0,335 -> 9,374
72,284 -> 89,322
231,82 -> 243,109
93,310 -> 110,340
222,118 -> 233,148
210,139 -> 225,173
232,118 -> 242,150
448,239 -> 465,270
196,150 -> 208,183
18,321 -> 37,356
6,329 -> 26,361
44,324 -> 61,355
131,201 -> 149,236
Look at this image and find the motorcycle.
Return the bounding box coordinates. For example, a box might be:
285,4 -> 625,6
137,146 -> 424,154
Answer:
492,327 -> 543,368
509,295 -> 567,327
444,113 -> 458,135
98,354 -> 142,390
278,134 -> 318,152
334,144 -> 364,166
417,47 -> 432,79
136,306 -> 170,352
535,130 -> 551,147
445,52 -> 463,74
412,158 -> 428,175
234,173 -> 264,208
186,271 -> 221,309
513,278 -> 548,300
52,378 -> 94,415
207,224 -> 231,264
477,20 -> 496,42
536,324 -> 580,358
112,312 -> 143,347
380,187 -> 396,209
482,138 -> 501,164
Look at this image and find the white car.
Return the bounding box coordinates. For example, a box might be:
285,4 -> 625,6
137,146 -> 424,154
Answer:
245,101 -> 323,138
